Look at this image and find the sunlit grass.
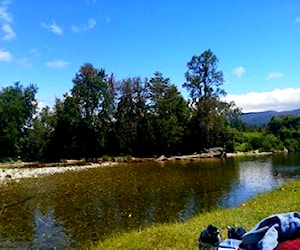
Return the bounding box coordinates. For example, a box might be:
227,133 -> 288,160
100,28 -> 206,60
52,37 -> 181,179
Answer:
87,181 -> 300,250
241,131 -> 263,138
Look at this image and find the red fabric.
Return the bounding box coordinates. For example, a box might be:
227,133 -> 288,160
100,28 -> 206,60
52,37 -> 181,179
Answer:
276,237 -> 300,250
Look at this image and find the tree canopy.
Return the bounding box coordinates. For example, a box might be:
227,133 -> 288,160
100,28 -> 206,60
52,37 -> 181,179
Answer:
183,49 -> 226,104
182,50 -> 236,152
6,50 -> 297,162
0,82 -> 37,160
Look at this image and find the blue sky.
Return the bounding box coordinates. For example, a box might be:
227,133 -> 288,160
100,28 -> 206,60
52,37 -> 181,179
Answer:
1,0 -> 300,112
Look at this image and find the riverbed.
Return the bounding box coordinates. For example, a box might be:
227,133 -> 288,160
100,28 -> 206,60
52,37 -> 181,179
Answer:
0,153 -> 300,249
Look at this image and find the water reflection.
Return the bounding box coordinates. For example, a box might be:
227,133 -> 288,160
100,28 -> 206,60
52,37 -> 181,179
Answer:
0,154 -> 300,248
178,193 -> 198,222
219,157 -> 280,207
272,153 -> 300,181
32,208 -> 73,249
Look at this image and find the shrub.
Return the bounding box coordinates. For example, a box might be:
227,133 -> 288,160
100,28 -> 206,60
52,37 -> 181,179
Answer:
260,134 -> 283,152
102,155 -> 111,162
235,142 -> 252,152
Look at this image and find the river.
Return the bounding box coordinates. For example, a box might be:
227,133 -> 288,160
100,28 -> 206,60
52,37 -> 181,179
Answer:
0,153 -> 299,249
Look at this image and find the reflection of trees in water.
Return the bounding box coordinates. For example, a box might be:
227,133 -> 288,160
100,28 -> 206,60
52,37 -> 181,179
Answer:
0,182 -> 34,243
0,159 -> 239,247
218,155 -> 300,208
32,207 -> 73,249
2,155 -> 300,247
178,194 -> 197,222
271,153 -> 300,180
272,152 -> 300,167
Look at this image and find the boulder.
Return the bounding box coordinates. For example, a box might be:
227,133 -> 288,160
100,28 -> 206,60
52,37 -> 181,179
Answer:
157,155 -> 168,161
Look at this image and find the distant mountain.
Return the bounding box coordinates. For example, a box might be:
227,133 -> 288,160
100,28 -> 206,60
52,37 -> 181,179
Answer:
241,109 -> 300,126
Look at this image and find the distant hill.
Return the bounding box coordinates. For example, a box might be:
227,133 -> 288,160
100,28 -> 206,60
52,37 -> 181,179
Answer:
241,109 -> 300,126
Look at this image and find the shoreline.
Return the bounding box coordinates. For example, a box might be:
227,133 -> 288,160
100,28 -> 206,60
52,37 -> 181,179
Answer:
0,162 -> 118,184
91,180 -> 300,249
0,151 -> 276,184
157,150 -> 274,161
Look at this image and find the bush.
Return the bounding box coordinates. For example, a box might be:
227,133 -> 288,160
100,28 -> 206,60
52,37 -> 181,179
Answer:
249,136 -> 262,150
234,142 -> 253,152
234,132 -> 283,152
0,157 -> 15,163
260,134 -> 283,152
284,138 -> 300,151
102,155 -> 111,162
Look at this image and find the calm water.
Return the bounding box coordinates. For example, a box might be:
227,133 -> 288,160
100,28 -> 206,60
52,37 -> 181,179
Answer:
0,153 -> 300,249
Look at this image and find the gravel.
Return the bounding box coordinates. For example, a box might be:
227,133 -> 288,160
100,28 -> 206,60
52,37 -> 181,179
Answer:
0,162 -> 117,184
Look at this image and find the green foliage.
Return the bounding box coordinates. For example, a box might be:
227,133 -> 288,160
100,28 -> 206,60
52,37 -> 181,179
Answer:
102,155 -> 111,161
0,82 -> 38,160
235,142 -> 253,152
0,157 -> 15,163
182,50 -> 243,153
284,138 -> 299,151
268,115 -> 300,151
231,131 -> 284,152
148,72 -> 190,155
71,63 -> 115,158
260,134 -> 283,151
114,77 -> 154,156
22,108 -> 54,161
183,49 -> 226,103
49,95 -> 81,161
233,131 -> 247,144
182,50 -> 239,152
6,51 -> 297,161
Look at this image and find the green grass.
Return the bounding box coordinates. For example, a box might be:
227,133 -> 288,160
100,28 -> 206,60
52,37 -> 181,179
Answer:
86,181 -> 300,250
241,131 -> 263,138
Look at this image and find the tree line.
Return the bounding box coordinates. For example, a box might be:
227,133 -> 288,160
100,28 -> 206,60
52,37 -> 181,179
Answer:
0,50 -> 297,162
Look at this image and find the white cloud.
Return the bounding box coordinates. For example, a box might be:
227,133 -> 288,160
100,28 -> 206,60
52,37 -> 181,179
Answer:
86,0 -> 96,4
223,88 -> 300,113
1,22 -> 15,40
232,66 -> 245,78
17,57 -> 32,68
41,21 -> 63,35
71,18 -> 97,33
0,0 -> 16,41
0,1 -> 12,23
296,17 -> 300,23
267,72 -> 283,79
0,48 -> 12,62
87,18 -> 96,29
45,60 -> 70,69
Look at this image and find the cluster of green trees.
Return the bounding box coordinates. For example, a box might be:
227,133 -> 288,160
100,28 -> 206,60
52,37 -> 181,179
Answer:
227,114 -> 300,153
0,49 -> 298,162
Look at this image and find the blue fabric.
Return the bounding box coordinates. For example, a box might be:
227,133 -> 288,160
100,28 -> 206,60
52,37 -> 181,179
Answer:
242,212 -> 300,250
218,239 -> 242,249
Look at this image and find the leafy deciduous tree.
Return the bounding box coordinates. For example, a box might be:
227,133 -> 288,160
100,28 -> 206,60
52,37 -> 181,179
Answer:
115,77 -> 154,156
183,50 -> 236,152
71,63 -> 115,157
0,82 -> 38,160
148,71 -> 189,155
183,49 -> 226,104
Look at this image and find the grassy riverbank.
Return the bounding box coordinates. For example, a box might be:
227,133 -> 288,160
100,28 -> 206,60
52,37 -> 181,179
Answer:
87,180 -> 300,250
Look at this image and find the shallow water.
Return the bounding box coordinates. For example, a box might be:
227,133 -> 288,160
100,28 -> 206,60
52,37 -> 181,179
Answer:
0,153 -> 300,249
